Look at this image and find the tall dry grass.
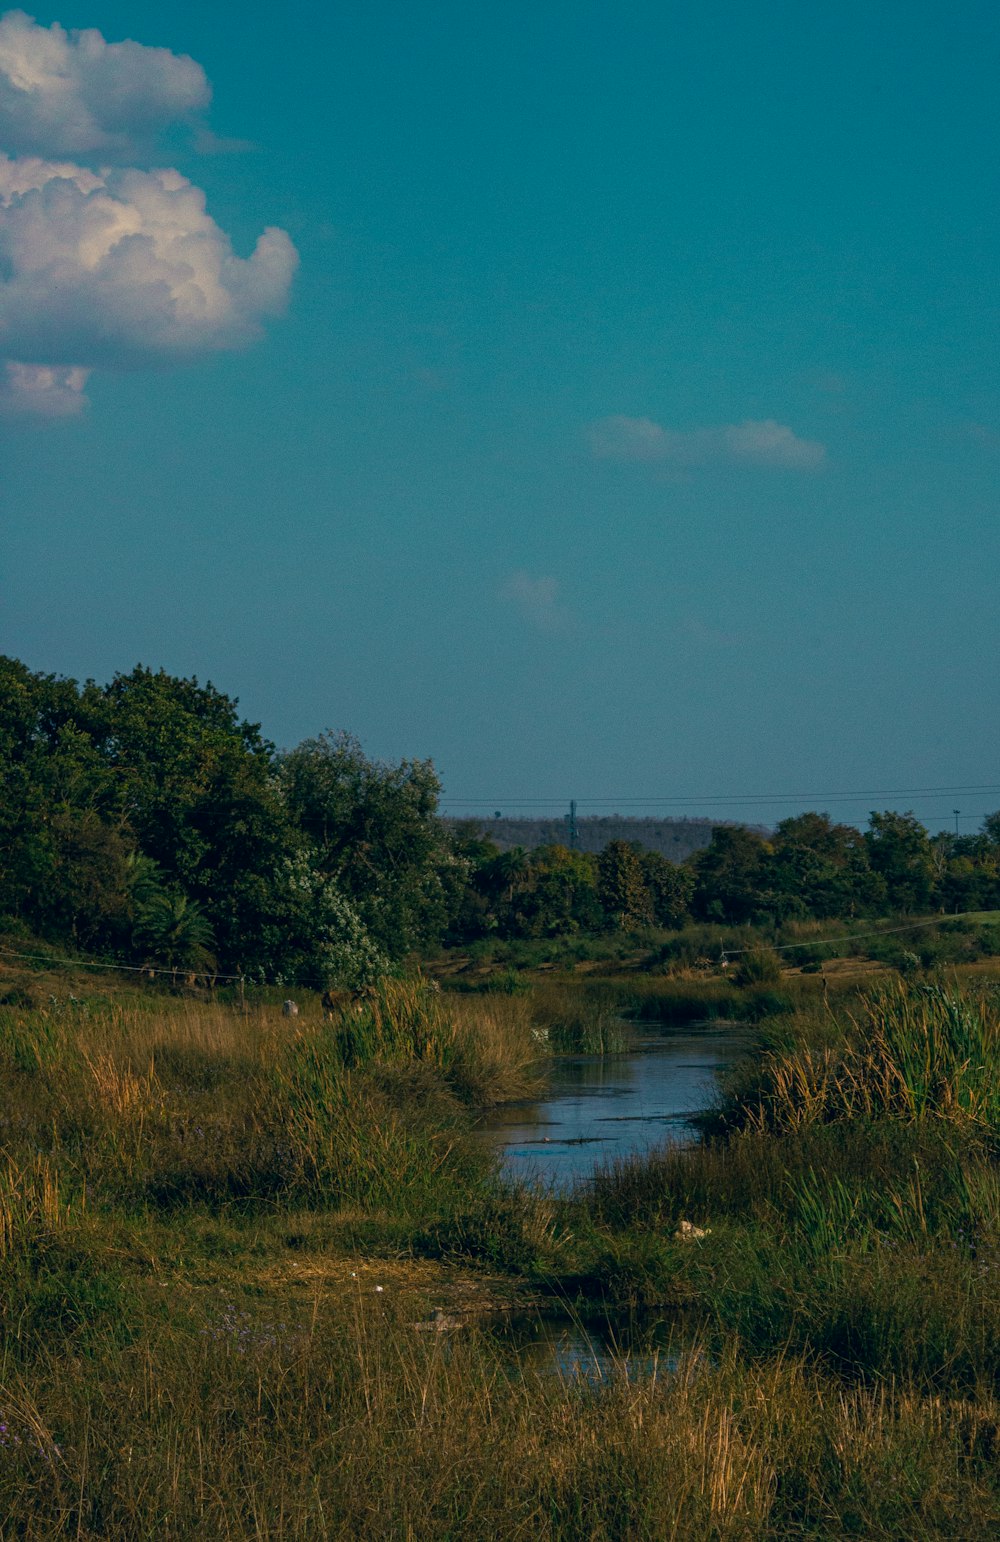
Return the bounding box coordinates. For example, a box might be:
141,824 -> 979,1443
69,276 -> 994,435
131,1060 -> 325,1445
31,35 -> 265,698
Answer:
0,984 -> 540,1221
3,1292 -> 1000,1538
3,974 -> 1000,1533
741,979 -> 1000,1133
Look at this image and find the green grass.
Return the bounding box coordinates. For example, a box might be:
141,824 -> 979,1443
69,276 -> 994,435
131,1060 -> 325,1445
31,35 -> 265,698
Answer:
3,969 -> 1000,1534
733,978 -> 1000,1133
528,983 -> 632,1054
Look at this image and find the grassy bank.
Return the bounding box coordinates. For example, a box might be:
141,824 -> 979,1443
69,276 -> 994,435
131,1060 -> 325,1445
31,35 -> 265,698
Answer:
3,960 -> 1000,1535
6,1298 -> 1000,1538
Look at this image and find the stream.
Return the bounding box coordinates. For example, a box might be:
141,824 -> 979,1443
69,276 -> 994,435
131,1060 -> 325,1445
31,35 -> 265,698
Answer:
480,1022 -> 749,1191
477,1021 -> 748,1378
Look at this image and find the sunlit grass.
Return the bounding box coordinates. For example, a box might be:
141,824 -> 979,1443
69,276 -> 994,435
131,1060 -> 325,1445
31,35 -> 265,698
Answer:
2,972 -> 1000,1533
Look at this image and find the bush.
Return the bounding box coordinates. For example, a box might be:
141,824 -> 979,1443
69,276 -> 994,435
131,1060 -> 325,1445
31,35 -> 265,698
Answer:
734,947 -> 782,987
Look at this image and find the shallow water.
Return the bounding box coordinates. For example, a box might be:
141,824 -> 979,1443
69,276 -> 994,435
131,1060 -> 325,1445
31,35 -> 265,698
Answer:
480,1023 -> 748,1190
495,1308 -> 702,1383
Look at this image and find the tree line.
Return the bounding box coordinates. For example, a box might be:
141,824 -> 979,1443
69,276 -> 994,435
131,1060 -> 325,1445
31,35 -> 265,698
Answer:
3,656 -> 999,982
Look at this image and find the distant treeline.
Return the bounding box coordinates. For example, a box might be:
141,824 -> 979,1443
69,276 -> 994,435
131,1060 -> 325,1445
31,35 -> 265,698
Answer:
441,815 -> 759,862
3,655 -> 1000,984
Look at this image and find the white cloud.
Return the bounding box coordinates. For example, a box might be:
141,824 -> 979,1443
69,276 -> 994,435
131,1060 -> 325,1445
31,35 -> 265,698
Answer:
589,414 -> 826,470
0,359 -> 88,415
0,10 -> 209,158
0,155 -> 298,367
501,571 -> 572,633
0,15 -> 297,418
721,419 -> 825,469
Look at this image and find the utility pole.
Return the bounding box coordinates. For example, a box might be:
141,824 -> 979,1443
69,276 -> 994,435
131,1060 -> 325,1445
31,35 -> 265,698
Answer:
954,809 -> 961,836
566,799 -> 578,850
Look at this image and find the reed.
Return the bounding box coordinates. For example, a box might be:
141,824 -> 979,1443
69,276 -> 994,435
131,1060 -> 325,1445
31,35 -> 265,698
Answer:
529,983 -> 631,1054
0,1154 -> 67,1260
741,979 -> 1000,1133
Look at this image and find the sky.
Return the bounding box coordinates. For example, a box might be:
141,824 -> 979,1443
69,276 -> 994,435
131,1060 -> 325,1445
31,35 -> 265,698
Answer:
2,2 -> 999,834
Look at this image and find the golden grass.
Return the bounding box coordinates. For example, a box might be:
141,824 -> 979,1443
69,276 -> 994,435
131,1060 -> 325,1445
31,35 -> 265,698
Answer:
745,978 -> 1000,1132
0,1154 -> 67,1259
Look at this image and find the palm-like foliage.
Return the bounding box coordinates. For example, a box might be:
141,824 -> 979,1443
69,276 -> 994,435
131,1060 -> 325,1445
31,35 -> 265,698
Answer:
134,890 -> 216,972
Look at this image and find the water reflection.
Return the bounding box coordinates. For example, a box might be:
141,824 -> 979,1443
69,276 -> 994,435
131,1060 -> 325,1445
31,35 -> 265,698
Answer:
493,1309 -> 702,1383
481,1025 -> 748,1190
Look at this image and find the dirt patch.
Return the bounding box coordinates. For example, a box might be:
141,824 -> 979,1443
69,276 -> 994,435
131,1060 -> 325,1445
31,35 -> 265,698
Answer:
255,1253 -> 541,1319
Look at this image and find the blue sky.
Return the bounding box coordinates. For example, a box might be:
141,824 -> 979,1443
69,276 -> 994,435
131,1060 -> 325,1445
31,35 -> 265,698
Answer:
2,3 -> 999,832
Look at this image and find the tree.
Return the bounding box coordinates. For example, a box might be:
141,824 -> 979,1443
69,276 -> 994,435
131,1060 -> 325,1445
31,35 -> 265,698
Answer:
278,732 -> 455,958
597,841 -> 653,931
441,826 -> 503,943
87,665 -> 291,967
930,830 -> 1000,914
268,851 -> 390,988
639,850 -> 694,928
0,657 -> 132,948
504,845 -> 601,937
691,826 -> 774,924
770,812 -> 883,918
133,890 -> 216,974
865,811 -> 935,914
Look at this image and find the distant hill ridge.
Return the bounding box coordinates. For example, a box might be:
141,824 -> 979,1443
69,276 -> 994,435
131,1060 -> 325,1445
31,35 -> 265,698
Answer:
444,814 -> 766,861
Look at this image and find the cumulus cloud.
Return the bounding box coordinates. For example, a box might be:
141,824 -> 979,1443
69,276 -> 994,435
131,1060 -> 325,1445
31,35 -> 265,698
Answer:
0,155 -> 298,367
501,571 -> 572,633
0,14 -> 297,417
589,414 -> 826,470
0,10 -> 209,158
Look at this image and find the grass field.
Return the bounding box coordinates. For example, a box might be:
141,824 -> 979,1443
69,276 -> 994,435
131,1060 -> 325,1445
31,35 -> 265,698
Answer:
3,941 -> 1000,1535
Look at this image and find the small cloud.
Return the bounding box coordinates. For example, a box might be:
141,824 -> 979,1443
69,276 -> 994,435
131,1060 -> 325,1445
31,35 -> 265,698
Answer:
588,414 -> 674,463
0,359 -> 89,416
589,414 -> 826,471
721,419 -> 825,469
500,570 -> 572,633
0,10 -> 210,159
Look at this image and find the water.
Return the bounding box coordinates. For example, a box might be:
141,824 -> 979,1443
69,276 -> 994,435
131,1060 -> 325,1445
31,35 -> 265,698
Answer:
495,1308 -> 703,1383
480,1023 -> 748,1190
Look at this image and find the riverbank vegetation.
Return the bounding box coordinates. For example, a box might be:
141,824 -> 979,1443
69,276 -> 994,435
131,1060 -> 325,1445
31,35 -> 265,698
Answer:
1,959 -> 1000,1535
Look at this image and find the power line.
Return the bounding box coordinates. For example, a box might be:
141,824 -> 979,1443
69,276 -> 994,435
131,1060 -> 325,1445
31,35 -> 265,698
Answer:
443,782 -> 1000,809
722,914 -> 979,958
0,945 -> 244,982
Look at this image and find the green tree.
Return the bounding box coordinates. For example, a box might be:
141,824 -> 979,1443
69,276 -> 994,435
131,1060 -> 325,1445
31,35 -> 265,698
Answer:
278,732 -> 455,958
982,811 -> 1000,849
639,850 -> 694,928
133,890 -> 216,974
931,830 -> 1000,914
442,825 -> 503,943
865,811 -> 935,914
691,826 -> 774,924
0,657 -> 131,948
271,851 -> 390,988
597,841 -> 653,931
770,812 -> 884,918
88,665 -> 291,968
504,845 -> 601,937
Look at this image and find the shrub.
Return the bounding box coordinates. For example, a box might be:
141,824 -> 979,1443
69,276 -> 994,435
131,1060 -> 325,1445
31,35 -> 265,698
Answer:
734,947 -> 782,987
